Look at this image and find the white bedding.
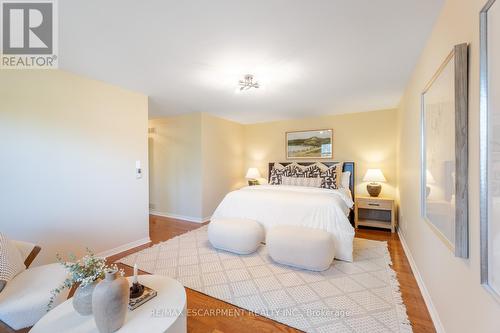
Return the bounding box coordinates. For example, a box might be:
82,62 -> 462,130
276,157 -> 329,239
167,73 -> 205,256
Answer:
211,185 -> 355,261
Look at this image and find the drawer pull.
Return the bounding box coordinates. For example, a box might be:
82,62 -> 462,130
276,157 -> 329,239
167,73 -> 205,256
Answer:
368,203 -> 380,206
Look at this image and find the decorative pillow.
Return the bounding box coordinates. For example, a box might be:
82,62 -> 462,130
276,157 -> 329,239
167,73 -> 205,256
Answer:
285,162 -> 307,177
270,162 -> 343,188
305,163 -> 342,189
281,176 -> 322,188
270,162 -> 307,185
308,161 -> 330,172
269,163 -> 286,185
341,171 -> 351,189
0,233 -> 26,292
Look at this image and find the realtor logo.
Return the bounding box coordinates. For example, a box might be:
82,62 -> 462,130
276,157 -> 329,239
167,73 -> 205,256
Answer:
1,0 -> 58,68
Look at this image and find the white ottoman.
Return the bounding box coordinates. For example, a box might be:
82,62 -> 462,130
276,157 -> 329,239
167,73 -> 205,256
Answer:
208,218 -> 264,254
267,226 -> 335,271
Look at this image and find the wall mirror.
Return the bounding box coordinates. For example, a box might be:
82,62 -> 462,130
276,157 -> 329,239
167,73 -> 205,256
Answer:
480,0 -> 500,301
421,43 -> 469,258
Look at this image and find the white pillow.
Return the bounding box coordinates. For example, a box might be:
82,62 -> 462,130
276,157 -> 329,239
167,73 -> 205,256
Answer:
281,176 -> 322,188
341,171 -> 351,189
0,233 -> 26,292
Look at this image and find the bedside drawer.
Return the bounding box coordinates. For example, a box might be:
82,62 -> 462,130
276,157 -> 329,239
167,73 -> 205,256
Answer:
356,198 -> 393,210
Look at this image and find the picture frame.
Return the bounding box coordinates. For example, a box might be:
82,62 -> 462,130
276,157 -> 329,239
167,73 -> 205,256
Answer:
421,43 -> 469,258
480,0 -> 500,301
286,129 -> 333,159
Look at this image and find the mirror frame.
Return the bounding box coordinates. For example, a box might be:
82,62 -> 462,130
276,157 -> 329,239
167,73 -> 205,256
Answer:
480,0 -> 500,301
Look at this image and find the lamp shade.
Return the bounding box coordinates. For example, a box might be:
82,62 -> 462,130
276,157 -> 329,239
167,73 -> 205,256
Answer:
426,169 -> 436,184
245,167 -> 261,179
363,169 -> 386,182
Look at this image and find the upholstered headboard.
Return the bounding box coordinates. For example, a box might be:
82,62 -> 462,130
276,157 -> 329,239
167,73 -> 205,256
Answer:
267,162 -> 355,197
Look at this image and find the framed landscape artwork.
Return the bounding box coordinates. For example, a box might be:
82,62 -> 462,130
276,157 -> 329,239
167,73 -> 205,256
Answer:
421,42 -> 469,258
286,129 -> 333,159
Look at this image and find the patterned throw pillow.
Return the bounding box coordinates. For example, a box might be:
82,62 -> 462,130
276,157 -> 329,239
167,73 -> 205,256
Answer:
281,176 -> 322,188
270,162 -> 343,188
0,233 -> 26,292
269,163 -> 286,185
305,162 -> 342,189
284,162 -> 306,177
270,163 -> 308,184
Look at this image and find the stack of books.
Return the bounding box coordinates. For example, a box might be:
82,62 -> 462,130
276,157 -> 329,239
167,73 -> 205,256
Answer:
128,285 -> 157,310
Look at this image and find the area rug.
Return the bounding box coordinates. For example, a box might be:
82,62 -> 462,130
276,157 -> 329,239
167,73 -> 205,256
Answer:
119,226 -> 412,333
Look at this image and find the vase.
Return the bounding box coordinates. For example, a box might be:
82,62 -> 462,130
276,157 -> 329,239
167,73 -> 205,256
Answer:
92,269 -> 129,333
73,280 -> 98,316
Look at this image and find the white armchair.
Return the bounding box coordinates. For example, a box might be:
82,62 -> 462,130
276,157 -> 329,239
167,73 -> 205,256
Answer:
0,241 -> 69,330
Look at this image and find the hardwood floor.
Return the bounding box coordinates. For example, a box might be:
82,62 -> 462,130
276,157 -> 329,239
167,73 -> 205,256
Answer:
110,215 -> 436,333
354,229 -> 435,333
2,215 -> 435,333
109,216 -> 300,333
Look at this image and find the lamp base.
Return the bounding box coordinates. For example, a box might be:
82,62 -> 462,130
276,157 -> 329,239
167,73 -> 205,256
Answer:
248,179 -> 259,186
367,183 -> 382,197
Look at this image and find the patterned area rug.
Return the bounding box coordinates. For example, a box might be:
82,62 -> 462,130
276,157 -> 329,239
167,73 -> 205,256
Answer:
119,226 -> 412,333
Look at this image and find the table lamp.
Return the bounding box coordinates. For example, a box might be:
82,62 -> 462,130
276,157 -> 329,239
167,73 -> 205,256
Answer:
245,167 -> 261,186
425,169 -> 436,198
363,169 -> 386,197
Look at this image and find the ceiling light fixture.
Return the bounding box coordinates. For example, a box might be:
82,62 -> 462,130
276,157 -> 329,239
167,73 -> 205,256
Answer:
238,74 -> 259,91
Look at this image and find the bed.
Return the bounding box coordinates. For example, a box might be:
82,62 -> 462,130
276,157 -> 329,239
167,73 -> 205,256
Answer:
211,162 -> 356,261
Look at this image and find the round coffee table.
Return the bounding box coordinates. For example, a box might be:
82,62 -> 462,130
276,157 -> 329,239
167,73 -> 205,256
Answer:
31,275 -> 186,333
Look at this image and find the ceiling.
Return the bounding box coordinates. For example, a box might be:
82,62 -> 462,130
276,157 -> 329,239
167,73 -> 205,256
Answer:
59,0 -> 444,124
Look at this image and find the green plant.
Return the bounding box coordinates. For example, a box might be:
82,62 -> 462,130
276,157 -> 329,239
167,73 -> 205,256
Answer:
48,248 -> 123,310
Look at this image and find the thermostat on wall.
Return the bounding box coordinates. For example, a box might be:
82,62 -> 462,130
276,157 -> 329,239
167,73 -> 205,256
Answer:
136,160 -> 142,179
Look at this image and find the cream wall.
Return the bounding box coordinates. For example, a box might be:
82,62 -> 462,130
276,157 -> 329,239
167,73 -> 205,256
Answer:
244,109 -> 398,198
397,0 -> 500,332
201,113 -> 245,218
0,70 -> 149,265
149,113 -> 244,221
149,114 -> 203,220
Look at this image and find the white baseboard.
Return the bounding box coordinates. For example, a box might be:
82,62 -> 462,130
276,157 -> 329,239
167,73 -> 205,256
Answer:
150,210 -> 211,223
398,230 -> 446,333
98,237 -> 151,258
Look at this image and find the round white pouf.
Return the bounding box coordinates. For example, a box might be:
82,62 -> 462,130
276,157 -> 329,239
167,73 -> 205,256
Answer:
208,218 -> 264,254
267,225 -> 335,271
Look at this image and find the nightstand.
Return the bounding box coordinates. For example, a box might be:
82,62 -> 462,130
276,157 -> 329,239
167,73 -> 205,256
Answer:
355,197 -> 396,233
